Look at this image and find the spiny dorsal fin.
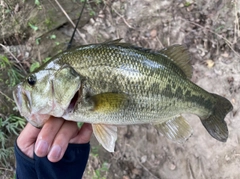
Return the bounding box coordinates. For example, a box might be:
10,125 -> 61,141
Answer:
160,45 -> 192,79
102,39 -> 154,53
154,115 -> 192,142
102,40 -> 192,79
102,39 -> 122,45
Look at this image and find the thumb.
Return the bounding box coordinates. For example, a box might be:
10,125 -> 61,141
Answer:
17,123 -> 41,158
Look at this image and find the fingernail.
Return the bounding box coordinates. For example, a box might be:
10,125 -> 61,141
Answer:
35,140 -> 49,156
49,145 -> 62,161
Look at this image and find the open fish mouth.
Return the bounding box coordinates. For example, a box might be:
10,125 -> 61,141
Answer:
66,90 -> 80,113
65,80 -> 84,114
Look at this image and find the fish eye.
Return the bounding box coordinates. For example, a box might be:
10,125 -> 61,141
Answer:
27,75 -> 36,86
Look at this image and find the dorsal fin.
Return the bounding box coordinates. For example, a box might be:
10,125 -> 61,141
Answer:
102,39 -> 122,44
102,39 -> 154,53
160,45 -> 192,79
101,40 -> 192,79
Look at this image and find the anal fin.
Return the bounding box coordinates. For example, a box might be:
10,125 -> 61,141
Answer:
92,124 -> 117,152
154,115 -> 192,142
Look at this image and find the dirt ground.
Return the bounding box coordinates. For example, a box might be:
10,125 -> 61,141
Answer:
0,0 -> 240,179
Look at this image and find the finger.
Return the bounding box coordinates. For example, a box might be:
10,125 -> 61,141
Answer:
17,123 -> 41,158
47,121 -> 78,162
35,116 -> 64,157
70,123 -> 93,144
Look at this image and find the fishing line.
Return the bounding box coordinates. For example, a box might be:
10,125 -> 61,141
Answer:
67,0 -> 87,50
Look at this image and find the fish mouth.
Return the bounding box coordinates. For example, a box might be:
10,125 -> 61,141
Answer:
13,85 -> 22,109
13,85 -> 30,114
66,80 -> 84,113
13,85 -> 47,128
66,90 -> 80,113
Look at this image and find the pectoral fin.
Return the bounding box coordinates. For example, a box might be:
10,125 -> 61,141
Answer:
92,124 -> 117,152
91,93 -> 129,113
154,115 -> 192,142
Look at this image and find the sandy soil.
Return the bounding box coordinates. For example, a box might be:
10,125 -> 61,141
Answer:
0,0 -> 239,178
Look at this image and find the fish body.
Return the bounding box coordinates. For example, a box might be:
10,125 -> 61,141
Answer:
13,40 -> 233,152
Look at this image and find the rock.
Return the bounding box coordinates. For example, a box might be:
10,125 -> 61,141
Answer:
150,29 -> 157,38
141,155 -> 147,163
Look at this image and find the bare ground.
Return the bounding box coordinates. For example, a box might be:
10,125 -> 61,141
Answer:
0,0 -> 240,178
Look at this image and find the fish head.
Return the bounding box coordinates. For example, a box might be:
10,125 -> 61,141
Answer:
13,63 -> 81,128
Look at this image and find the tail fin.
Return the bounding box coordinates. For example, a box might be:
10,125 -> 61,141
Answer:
200,94 -> 233,142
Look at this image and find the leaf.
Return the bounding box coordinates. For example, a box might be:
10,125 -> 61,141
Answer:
184,2 -> 192,7
77,122 -> 84,128
43,57 -> 51,63
35,0 -> 40,6
0,55 -> 10,65
28,22 -> 38,31
50,34 -> 56,39
30,62 -> 40,72
36,38 -> 41,45
101,162 -> 109,171
206,59 -> 215,68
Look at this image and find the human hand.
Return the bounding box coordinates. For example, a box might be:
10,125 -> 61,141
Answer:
17,116 -> 92,162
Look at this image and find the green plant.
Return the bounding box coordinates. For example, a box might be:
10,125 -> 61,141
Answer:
34,0 -> 42,9
49,34 -> 60,46
93,162 -> 109,179
28,22 -> 39,31
95,0 -> 102,5
89,9 -> 96,16
36,37 -> 41,45
80,0 -> 103,17
0,115 -> 25,166
77,122 -> 84,128
184,1 -> 192,7
89,145 -> 109,179
55,42 -> 60,46
44,17 -> 53,29
0,55 -> 26,167
30,61 -> 40,72
0,148 -> 13,167
0,55 -> 23,87
91,146 -> 99,157
50,34 -> 56,39
30,57 -> 52,72
35,0 -> 40,6
43,57 -> 51,63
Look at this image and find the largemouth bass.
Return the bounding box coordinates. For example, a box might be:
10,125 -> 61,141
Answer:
13,40 -> 233,152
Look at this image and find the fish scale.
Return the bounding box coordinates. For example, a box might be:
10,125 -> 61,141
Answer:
54,43 -> 226,123
13,41 -> 233,152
